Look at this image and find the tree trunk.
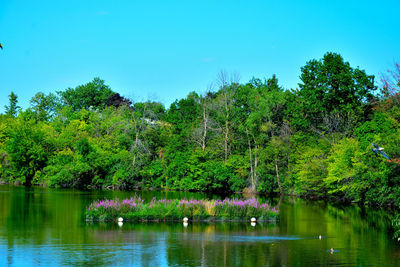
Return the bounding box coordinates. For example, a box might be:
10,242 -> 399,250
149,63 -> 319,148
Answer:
246,128 -> 255,189
223,89 -> 230,162
202,99 -> 208,151
254,143 -> 258,187
224,120 -> 229,162
275,159 -> 282,195
132,120 -> 139,167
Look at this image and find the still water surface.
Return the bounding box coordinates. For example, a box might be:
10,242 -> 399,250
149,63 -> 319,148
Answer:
0,185 -> 399,266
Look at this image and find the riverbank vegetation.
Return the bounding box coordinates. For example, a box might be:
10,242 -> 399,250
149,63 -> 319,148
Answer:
85,197 -> 279,222
1,52 -> 400,208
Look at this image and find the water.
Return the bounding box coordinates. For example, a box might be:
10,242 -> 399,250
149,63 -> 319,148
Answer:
0,185 -> 399,266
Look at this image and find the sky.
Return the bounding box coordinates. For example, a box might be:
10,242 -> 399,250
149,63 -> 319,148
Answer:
0,0 -> 399,112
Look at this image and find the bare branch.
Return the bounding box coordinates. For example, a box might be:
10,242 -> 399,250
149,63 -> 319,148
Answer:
380,61 -> 400,105
217,70 -> 228,88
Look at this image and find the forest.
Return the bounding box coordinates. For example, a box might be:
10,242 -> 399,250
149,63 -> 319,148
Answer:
1,52 -> 399,208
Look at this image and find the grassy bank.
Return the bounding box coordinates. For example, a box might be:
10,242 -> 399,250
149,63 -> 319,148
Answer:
85,197 -> 279,222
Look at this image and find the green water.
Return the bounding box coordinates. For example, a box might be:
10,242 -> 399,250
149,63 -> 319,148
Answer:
0,185 -> 399,266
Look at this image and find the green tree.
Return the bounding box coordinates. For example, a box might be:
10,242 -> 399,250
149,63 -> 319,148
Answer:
4,92 -> 20,117
293,140 -> 330,198
29,92 -> 60,121
325,138 -> 367,202
58,78 -> 114,111
297,52 -> 376,129
6,119 -> 54,186
233,76 -> 286,191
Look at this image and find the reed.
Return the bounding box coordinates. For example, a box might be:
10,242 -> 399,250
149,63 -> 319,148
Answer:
85,197 -> 279,222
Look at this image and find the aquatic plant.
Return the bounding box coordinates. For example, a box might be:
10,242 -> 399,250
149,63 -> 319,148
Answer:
392,214 -> 400,241
85,197 -> 279,222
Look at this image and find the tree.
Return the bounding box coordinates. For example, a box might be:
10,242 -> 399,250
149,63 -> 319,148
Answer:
105,93 -> 132,108
294,143 -> 329,198
4,92 -> 20,117
165,92 -> 200,146
192,86 -> 218,151
29,92 -> 60,121
223,75 -> 288,192
215,71 -> 239,162
298,52 -> 376,129
380,62 -> 400,106
58,78 -> 114,111
6,120 -> 54,186
325,138 -> 367,202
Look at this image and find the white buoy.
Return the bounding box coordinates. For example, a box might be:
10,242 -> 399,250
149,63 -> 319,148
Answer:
118,221 -> 123,227
118,217 -> 124,222
251,222 -> 256,227
319,235 -> 322,240
251,217 -> 256,222
183,222 -> 188,228
183,217 -> 188,222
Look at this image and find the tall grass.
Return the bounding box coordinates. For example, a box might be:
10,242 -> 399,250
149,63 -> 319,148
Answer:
85,197 -> 279,222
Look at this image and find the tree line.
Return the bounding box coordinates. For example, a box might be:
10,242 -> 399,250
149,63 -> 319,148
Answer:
1,52 -> 399,207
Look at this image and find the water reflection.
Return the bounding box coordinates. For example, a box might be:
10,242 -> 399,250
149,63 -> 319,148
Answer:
0,185 -> 399,266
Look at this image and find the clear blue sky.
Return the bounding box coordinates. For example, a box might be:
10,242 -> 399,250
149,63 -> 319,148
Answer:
1,0 -> 399,112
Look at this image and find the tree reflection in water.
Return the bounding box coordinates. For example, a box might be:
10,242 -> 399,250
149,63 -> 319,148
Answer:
0,185 -> 399,266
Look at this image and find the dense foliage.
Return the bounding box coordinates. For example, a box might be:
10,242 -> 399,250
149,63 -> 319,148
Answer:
1,52 -> 400,208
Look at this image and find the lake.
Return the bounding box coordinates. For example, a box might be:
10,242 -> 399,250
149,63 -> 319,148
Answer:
0,185 -> 399,266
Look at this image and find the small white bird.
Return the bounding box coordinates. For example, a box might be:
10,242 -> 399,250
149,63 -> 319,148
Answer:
251,217 -> 256,222
183,217 -> 188,222
118,217 -> 123,222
